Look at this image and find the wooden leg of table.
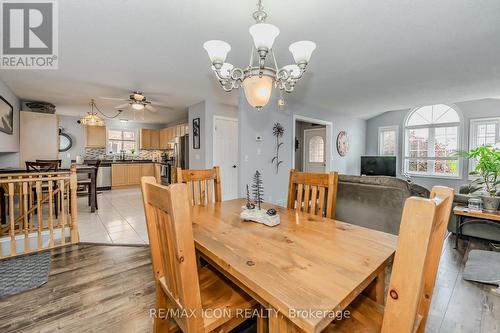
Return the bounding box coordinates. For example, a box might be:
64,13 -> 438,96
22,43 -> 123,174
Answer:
364,269 -> 386,305
268,309 -> 303,333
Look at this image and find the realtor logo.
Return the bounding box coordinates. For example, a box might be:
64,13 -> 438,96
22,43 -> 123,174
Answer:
1,0 -> 58,69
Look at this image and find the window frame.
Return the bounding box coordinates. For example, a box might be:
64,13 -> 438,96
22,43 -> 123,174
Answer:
378,125 -> 399,156
403,105 -> 462,179
468,117 -> 500,177
107,128 -> 138,155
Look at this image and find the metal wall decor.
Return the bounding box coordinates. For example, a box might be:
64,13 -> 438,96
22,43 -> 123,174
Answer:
271,123 -> 285,173
193,118 -> 200,149
336,130 -> 349,157
0,96 -> 13,135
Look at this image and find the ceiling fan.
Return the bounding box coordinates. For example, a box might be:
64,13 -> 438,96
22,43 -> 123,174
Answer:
99,91 -> 170,112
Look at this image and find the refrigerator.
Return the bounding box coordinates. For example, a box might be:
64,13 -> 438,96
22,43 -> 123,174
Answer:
175,134 -> 189,169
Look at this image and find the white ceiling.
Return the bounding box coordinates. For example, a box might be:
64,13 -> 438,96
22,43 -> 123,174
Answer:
1,0 -> 500,122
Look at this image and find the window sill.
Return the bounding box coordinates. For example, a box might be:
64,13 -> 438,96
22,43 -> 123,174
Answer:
406,173 -> 462,180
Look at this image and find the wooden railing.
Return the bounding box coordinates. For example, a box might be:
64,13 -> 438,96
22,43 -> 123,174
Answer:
0,165 -> 78,258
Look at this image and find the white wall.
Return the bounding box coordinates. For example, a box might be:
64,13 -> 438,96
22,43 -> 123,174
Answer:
0,78 -> 21,167
366,98 -> 500,190
239,93 -> 367,206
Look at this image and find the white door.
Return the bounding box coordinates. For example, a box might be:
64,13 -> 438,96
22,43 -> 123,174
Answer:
214,117 -> 239,200
304,128 -> 326,173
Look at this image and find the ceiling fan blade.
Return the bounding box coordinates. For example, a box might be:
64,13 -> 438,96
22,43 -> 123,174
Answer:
149,100 -> 172,108
145,104 -> 157,112
115,103 -> 130,109
99,97 -> 129,101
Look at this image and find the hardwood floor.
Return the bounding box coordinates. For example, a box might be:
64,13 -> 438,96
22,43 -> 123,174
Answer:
0,236 -> 498,333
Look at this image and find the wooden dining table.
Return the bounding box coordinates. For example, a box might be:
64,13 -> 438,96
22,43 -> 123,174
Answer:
191,199 -> 398,333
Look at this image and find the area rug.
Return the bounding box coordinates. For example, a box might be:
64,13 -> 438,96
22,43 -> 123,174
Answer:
463,249 -> 500,294
0,251 -> 51,299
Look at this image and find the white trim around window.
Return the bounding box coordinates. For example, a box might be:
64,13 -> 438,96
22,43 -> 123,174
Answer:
403,104 -> 462,179
377,125 -> 399,156
468,117 -> 500,177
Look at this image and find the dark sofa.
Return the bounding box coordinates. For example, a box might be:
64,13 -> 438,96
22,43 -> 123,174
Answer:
335,175 -> 429,235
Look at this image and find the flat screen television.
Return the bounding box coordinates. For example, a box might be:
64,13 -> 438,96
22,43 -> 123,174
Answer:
361,156 -> 397,177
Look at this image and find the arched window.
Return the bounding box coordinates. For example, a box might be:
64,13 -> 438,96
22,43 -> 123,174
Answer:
404,104 -> 460,177
309,136 -> 324,163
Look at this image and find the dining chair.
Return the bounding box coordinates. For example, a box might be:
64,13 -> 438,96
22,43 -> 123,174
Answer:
77,160 -> 100,210
287,169 -> 339,219
26,161 -> 61,217
324,186 -> 454,333
26,161 -> 60,172
140,177 -> 258,333
176,166 -> 221,206
36,159 -> 62,168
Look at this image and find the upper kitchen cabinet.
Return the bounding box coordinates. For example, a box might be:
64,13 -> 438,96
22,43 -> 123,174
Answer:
85,125 -> 107,148
140,128 -> 161,149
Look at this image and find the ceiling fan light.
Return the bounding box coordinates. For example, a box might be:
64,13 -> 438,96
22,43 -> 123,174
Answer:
132,102 -> 144,110
242,76 -> 273,110
289,40 -> 316,64
249,23 -> 280,50
203,40 -> 231,64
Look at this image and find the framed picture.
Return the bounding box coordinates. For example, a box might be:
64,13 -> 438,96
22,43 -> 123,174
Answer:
193,117 -> 200,149
0,96 -> 13,135
336,130 -> 349,157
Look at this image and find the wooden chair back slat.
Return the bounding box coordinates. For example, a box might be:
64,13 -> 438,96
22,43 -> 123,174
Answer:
176,167 -> 221,206
381,186 -> 454,333
287,169 -> 339,219
141,177 -> 203,332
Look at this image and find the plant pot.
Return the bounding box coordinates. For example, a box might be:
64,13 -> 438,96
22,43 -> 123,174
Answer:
481,195 -> 500,211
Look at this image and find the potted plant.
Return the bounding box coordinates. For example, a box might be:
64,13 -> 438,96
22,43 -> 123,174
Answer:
462,144 -> 500,211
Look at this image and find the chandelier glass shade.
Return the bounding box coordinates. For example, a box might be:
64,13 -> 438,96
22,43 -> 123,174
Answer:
79,112 -> 104,127
203,0 -> 316,110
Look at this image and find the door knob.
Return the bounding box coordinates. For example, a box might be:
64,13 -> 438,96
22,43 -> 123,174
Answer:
232,165 -> 237,168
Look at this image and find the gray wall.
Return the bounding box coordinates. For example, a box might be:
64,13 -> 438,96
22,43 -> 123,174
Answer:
188,100 -> 238,169
0,78 -> 21,167
366,98 -> 500,190
239,93 -> 367,206
58,115 -> 167,167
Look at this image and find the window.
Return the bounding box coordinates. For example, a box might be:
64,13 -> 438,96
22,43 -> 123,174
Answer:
469,117 -> 500,171
378,126 -> 398,156
308,135 -> 324,163
108,129 -> 137,154
404,104 -> 461,177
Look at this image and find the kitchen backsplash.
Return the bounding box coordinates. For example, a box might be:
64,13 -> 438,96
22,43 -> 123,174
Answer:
84,148 -> 171,160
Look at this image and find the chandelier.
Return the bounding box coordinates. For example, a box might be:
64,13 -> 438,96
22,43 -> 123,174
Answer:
203,0 -> 316,110
79,99 -> 122,126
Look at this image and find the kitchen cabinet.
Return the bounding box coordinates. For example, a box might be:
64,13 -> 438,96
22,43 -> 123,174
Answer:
151,130 -> 160,148
112,163 -> 157,187
127,164 -> 142,185
140,128 -> 161,149
85,125 -> 107,148
111,164 -> 127,186
159,128 -> 169,149
142,163 -> 155,177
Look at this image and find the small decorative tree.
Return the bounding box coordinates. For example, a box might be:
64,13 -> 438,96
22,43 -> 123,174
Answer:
271,123 -> 285,173
251,170 -> 264,210
245,184 -> 255,209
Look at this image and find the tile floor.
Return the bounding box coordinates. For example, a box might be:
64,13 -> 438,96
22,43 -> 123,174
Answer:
77,188 -> 149,244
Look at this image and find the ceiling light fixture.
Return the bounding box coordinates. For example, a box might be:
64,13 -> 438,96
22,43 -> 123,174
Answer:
203,0 -> 316,110
131,102 -> 145,110
79,99 -> 122,126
